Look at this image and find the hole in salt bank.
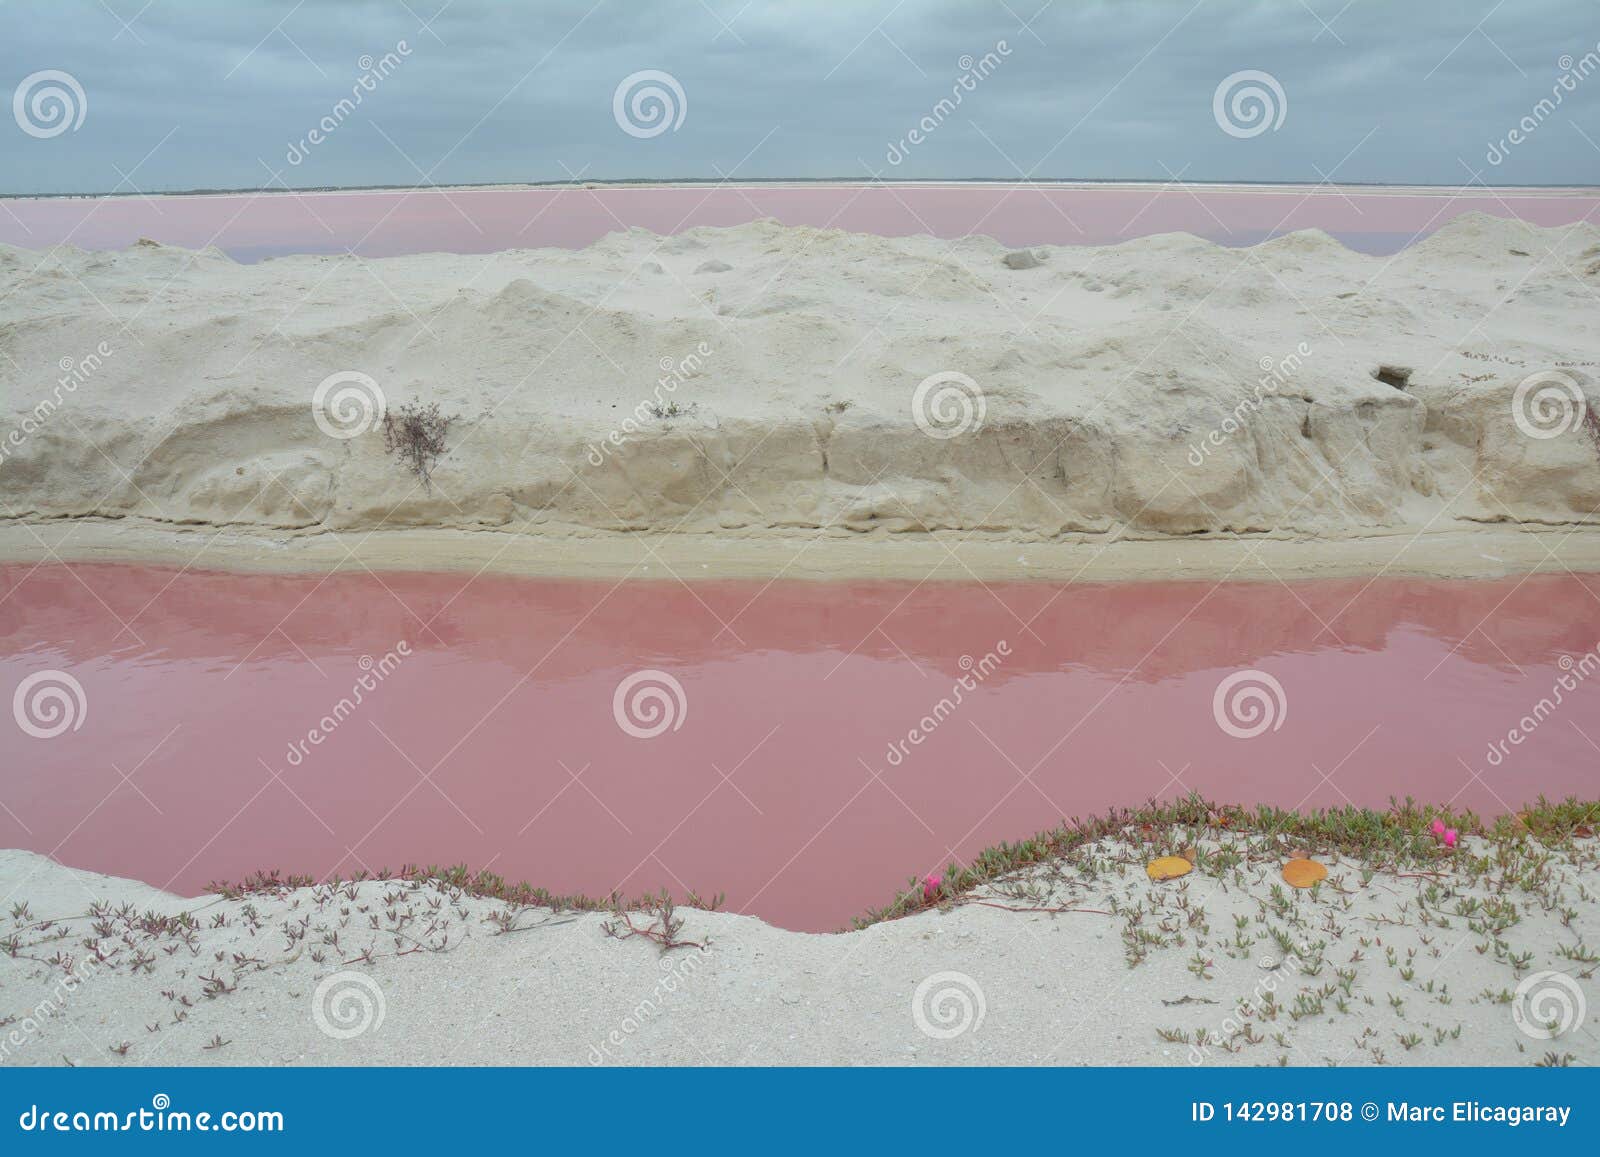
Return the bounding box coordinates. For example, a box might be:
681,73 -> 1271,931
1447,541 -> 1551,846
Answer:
1372,365 -> 1413,389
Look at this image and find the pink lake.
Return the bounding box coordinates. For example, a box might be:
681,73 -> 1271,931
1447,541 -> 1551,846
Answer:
3,183 -> 1597,261
2,564 -> 1598,931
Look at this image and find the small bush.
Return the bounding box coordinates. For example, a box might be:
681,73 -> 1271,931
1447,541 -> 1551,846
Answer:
382,401 -> 457,485
646,399 -> 691,419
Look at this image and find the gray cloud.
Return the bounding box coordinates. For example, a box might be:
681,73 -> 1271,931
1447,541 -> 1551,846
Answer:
2,0 -> 1598,194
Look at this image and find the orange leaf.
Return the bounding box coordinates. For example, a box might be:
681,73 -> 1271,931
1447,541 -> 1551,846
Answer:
1282,858 -> 1329,888
1147,855 -> 1193,881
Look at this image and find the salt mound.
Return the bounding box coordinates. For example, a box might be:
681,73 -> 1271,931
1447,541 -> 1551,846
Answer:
1,217 -> 1596,540
1403,210 -> 1555,261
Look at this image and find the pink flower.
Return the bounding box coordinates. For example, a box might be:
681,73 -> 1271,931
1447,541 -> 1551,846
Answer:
1430,819 -> 1446,837
1443,828 -> 1459,848
922,872 -> 942,902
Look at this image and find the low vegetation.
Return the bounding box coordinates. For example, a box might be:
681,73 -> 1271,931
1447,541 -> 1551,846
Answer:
860,794 -> 1598,928
381,400 -> 457,485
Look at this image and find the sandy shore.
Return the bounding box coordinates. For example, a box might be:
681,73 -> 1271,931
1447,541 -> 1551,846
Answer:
3,213 -> 1598,583
5,522 -> 1600,584
4,814 -> 1597,1067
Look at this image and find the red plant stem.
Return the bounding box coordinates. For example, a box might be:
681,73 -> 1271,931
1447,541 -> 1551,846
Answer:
964,900 -> 1114,916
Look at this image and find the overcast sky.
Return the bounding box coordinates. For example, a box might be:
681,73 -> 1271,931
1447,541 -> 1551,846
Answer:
3,0 -> 1598,194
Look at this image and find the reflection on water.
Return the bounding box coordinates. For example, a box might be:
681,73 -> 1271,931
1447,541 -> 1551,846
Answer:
2,564 -> 1597,930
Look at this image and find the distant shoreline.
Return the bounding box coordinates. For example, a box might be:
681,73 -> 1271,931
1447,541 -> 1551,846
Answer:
5,178 -> 1600,201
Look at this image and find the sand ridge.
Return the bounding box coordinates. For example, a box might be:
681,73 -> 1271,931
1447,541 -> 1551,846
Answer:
2,213 -> 1598,578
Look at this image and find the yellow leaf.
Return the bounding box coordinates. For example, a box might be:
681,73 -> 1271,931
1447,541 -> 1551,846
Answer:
1147,855 -> 1193,881
1282,858 -> 1329,888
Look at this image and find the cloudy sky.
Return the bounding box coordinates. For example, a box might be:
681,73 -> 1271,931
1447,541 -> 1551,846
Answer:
3,0 -> 1598,194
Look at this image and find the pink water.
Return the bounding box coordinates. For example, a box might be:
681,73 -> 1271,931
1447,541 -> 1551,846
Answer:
4,184 -> 1596,262
2,565 -> 1598,930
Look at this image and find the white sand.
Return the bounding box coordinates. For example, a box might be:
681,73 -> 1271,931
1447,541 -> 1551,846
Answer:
2,213 -> 1598,580
3,834 -> 1596,1067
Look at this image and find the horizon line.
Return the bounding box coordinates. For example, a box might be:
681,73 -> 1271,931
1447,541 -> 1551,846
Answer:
5,176 -> 1600,201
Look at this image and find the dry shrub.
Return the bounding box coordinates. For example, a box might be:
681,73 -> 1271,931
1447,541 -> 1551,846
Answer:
381,401 -> 457,485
